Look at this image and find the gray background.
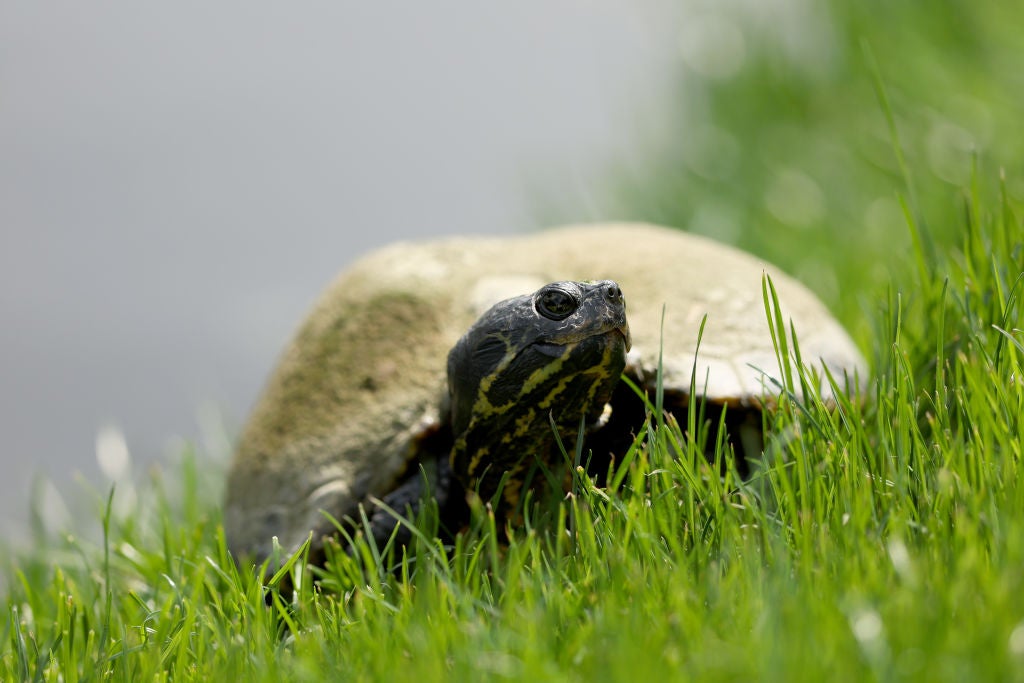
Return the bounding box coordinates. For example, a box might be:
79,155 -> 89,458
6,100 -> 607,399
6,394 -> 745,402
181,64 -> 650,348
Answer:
0,2 -> 682,538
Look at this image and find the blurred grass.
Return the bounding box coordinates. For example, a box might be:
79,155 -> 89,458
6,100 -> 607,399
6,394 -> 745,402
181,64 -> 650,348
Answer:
541,0 -> 1024,344
4,1 -> 1024,680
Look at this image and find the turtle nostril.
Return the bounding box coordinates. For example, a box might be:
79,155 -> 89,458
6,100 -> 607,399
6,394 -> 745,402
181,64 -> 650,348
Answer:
603,282 -> 623,303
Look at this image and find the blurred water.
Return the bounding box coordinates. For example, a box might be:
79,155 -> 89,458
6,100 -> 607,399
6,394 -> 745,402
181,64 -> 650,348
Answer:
0,2 -> 680,540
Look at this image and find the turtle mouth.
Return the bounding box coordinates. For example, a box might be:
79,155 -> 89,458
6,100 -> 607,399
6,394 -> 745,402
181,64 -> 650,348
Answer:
532,322 -> 631,358
615,322 -> 633,353
598,319 -> 632,354
531,340 -> 572,358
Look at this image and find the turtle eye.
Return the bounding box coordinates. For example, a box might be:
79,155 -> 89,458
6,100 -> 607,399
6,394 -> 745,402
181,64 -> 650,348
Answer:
536,287 -> 578,321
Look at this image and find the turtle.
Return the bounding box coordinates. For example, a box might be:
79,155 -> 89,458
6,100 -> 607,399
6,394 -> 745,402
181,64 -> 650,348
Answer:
223,222 -> 865,566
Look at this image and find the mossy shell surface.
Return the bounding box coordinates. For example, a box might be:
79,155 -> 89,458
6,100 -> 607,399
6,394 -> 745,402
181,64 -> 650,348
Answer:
224,223 -> 865,560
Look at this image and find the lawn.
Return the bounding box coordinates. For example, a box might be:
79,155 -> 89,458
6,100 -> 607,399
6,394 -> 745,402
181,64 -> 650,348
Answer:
4,2 -> 1024,681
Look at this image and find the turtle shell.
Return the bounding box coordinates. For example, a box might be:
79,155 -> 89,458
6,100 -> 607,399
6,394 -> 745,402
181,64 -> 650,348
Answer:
224,223 -> 865,562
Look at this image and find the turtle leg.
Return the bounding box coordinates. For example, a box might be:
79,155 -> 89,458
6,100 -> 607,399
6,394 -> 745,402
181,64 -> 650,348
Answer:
734,409 -> 764,474
363,454 -> 463,551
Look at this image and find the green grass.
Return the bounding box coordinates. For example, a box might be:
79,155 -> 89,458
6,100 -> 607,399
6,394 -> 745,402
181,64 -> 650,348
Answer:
5,3 -> 1024,680
536,1 -> 1024,341
2,174 -> 1022,680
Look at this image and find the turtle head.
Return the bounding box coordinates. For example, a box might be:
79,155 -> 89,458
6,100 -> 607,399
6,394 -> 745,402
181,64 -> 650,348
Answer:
447,280 -> 630,509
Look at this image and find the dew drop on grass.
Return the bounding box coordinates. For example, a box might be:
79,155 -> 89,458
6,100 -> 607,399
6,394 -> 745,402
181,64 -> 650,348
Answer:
851,609 -> 883,644
96,425 -> 131,481
1008,623 -> 1024,656
887,538 -> 916,585
95,424 -> 138,517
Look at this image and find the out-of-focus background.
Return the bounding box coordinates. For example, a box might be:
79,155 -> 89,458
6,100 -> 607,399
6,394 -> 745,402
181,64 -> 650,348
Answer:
0,2 -> 681,537
3,1 -> 1023,540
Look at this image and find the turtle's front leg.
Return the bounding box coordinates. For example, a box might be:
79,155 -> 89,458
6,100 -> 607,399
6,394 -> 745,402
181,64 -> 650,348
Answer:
363,454 -> 458,551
